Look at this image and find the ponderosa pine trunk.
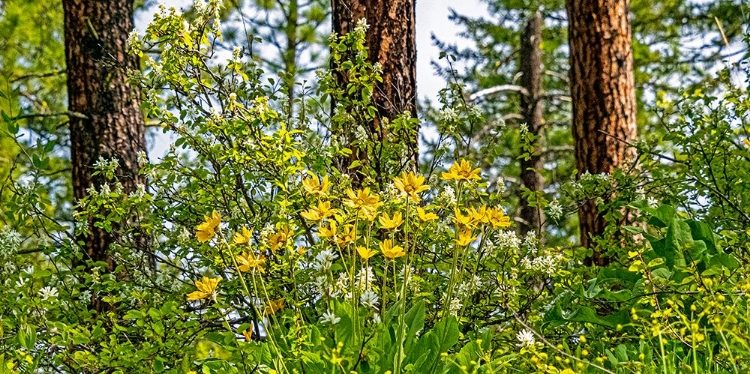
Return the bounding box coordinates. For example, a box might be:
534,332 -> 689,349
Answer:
63,0 -> 147,294
518,11 -> 545,236
331,0 -> 418,176
567,0 -> 637,265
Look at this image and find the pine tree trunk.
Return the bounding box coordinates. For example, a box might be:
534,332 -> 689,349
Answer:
63,0 -> 146,283
518,11 -> 545,236
331,0 -> 418,175
567,0 -> 637,265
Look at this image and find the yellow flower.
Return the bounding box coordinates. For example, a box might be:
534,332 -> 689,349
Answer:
302,174 -> 330,197
187,276 -> 221,301
357,246 -> 378,260
379,239 -> 405,259
379,211 -> 404,230
317,221 -> 337,239
343,188 -> 383,216
744,138 -> 750,148
242,328 -> 253,342
441,159 -> 482,182
469,205 -> 490,225
196,211 -> 221,243
335,224 -> 357,246
236,252 -> 266,273
417,207 -> 439,221
452,208 -> 476,228
487,207 -> 511,229
455,229 -> 477,246
233,226 -> 253,245
393,171 -> 429,202
265,298 -> 285,315
268,225 -> 292,253
300,201 -> 337,221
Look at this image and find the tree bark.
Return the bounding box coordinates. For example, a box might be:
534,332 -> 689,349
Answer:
567,0 -> 637,265
518,11 -> 545,237
63,0 -> 146,288
331,0 -> 418,174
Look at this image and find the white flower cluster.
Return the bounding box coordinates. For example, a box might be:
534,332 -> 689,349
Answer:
448,297 -> 462,317
439,107 -> 458,122
457,275 -> 483,295
519,123 -> 528,137
547,199 -> 563,221
354,18 -> 369,34
437,185 -> 456,206
0,227 -> 21,260
520,253 -> 563,274
312,249 -> 338,272
523,232 -> 538,254
126,29 -> 141,55
495,230 -> 521,251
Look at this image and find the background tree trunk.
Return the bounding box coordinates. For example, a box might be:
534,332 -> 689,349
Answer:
63,0 -> 146,284
567,0 -> 637,265
518,11 -> 545,237
331,0 -> 418,172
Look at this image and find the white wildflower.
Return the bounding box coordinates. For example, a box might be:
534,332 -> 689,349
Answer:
448,297 -> 462,317
547,199 -> 563,221
321,310 -> 340,325
40,286 -> 58,301
360,290 -> 379,309
519,123 -> 528,137
516,329 -> 536,347
496,177 -> 506,194
439,107 -> 458,122
354,18 -> 369,34
312,249 -> 338,272
79,290 -> 92,305
647,197 -> 659,208
496,230 -> 521,251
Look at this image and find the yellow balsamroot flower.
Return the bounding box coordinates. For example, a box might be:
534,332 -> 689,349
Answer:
455,229 -> 477,246
357,246 -> 378,260
469,205 -> 490,225
302,174 -> 331,197
487,207 -> 511,229
236,252 -> 266,273
452,208 -> 476,229
187,276 -> 221,301
379,239 -> 405,259
268,225 -> 292,254
233,226 -> 253,245
343,188 -> 383,213
441,159 -> 482,182
417,207 -> 439,221
393,171 -> 429,202
196,210 -> 221,243
335,224 -> 357,246
265,298 -> 285,315
300,201 -> 337,221
379,211 -> 404,230
317,220 -> 337,239
242,328 -> 253,342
